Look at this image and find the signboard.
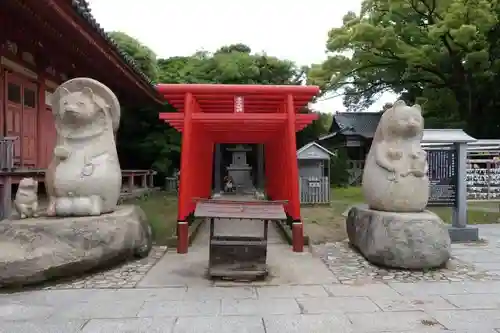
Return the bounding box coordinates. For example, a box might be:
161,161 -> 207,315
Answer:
234,96 -> 244,113
426,149 -> 458,206
308,179 -> 321,188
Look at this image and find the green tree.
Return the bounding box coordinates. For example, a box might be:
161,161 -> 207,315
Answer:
310,0 -> 500,137
109,31 -> 178,175
108,31 -> 159,82
330,147 -> 350,187
296,112 -> 332,148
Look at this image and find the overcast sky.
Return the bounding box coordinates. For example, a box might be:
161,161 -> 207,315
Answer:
87,0 -> 396,113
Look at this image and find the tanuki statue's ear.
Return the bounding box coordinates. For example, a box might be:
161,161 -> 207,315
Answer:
59,87 -> 70,97
81,87 -> 94,99
412,104 -> 422,113
393,100 -> 407,107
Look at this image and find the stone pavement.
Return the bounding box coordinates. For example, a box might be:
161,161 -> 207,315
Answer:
2,223 -> 500,332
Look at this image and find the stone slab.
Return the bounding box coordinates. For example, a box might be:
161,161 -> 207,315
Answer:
81,317 -> 176,333
263,314 -> 352,333
49,299 -> 144,319
370,295 -> 457,311
138,246 -> 212,288
452,250 -> 499,263
173,316 -> 265,333
442,294 -> 500,309
0,320 -> 86,333
0,303 -> 55,321
256,285 -> 328,298
347,310 -> 443,332
221,298 -> 300,316
138,300 -> 220,317
429,309 -> 500,330
184,286 -> 256,300
474,262 -> 500,271
297,296 -> 380,314
323,283 -> 401,298
0,289 -> 121,306
449,226 -> 479,243
389,281 -> 500,296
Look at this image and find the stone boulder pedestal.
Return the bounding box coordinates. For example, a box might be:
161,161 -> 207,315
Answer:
346,205 -> 451,269
0,205 -> 152,287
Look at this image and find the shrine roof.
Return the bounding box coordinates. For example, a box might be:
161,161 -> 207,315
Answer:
70,0 -> 155,89
320,112 -> 382,141
422,129 -> 476,144
156,83 -> 320,113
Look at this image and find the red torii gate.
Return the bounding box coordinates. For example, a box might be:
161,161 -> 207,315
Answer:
157,84 -> 320,254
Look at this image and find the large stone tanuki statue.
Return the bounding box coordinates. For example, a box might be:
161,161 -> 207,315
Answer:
362,100 -> 430,212
45,78 -> 122,217
346,100 -> 451,270
0,78 -> 152,289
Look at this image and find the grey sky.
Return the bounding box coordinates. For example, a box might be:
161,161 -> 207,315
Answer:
87,0 -> 396,113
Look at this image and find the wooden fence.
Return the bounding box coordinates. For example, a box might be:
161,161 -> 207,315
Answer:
299,176 -> 330,204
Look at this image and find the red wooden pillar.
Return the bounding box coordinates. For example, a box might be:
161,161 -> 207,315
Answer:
286,94 -> 303,252
280,129 -> 288,204
0,63 -> 4,136
37,74 -> 46,167
204,139 -> 214,197
265,139 -> 277,199
177,92 -> 194,254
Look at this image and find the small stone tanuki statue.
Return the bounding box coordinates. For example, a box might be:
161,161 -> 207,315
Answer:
45,78 -> 122,217
14,177 -> 39,219
362,100 -> 430,212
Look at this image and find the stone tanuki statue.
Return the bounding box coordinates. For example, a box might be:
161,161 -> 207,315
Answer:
14,177 -> 39,219
362,100 -> 430,212
346,100 -> 451,270
45,78 -> 122,217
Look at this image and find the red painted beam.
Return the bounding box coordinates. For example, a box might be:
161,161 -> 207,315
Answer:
192,113 -> 287,121
164,95 -> 314,102
159,113 -> 184,120
161,116 -> 317,132
157,83 -> 320,96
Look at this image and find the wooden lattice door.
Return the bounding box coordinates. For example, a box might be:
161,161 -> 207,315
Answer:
4,72 -> 38,168
21,80 -> 38,168
5,72 -> 23,166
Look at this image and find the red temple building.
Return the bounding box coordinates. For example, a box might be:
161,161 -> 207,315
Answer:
1,0 -> 162,172
158,84 -> 320,253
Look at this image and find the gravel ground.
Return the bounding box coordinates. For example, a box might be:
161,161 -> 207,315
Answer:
312,241 -> 500,284
42,246 -> 167,290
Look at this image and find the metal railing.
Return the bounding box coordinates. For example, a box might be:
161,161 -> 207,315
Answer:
0,137 -> 17,171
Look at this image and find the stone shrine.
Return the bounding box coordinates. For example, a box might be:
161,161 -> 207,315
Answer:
226,144 -> 254,192
346,100 -> 451,269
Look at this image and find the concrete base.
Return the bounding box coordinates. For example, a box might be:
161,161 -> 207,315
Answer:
448,226 -> 480,243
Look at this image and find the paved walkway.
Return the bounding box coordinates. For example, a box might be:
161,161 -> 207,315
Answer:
2,224 -> 500,332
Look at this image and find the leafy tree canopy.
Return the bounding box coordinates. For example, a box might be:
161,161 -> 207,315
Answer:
158,44 -> 305,85
309,0 -> 500,137
108,31 -> 159,82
